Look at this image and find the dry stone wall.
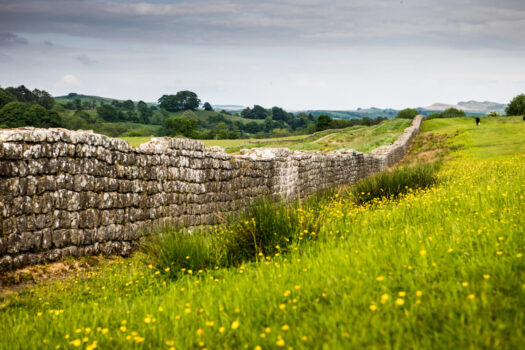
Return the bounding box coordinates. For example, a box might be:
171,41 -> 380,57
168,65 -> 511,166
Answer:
0,115 -> 423,271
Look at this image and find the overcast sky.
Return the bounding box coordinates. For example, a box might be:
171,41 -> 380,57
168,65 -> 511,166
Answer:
1,0 -> 524,109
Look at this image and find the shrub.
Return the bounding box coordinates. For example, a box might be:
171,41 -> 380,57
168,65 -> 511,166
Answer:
351,162 -> 440,204
486,111 -> 500,117
397,108 -> 419,119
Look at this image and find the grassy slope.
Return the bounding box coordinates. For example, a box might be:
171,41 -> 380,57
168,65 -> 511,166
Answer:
1,118 -> 524,349
122,119 -> 411,151
224,118 -> 410,153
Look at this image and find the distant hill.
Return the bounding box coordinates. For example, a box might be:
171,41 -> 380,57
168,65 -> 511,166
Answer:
422,100 -> 506,114
302,108 -> 398,120
212,105 -> 246,111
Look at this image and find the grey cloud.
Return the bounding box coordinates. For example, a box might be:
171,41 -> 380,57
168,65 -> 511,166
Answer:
0,0 -> 524,50
0,32 -> 28,46
76,54 -> 98,65
44,40 -> 53,46
0,52 -> 12,62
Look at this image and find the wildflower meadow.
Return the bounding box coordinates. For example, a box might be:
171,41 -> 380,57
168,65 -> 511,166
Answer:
0,116 -> 524,349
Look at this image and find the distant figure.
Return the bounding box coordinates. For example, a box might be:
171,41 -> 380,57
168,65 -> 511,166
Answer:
475,117 -> 480,126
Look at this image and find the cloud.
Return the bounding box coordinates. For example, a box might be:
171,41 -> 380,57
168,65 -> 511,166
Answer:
0,0 -> 524,50
0,32 -> 28,46
0,52 -> 12,62
44,40 -> 53,46
57,74 -> 80,86
76,54 -> 98,65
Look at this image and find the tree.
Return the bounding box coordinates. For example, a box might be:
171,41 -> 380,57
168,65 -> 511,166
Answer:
241,105 -> 268,119
440,108 -> 466,118
505,94 -> 525,116
163,117 -> 198,137
244,121 -> 261,133
0,102 -> 61,128
263,116 -> 275,132
181,110 -> 198,119
486,111 -> 500,117
6,85 -> 33,103
97,104 -> 119,122
397,108 -> 419,119
271,106 -> 289,122
0,102 -> 29,127
122,99 -> 135,111
203,102 -> 213,111
316,114 -> 332,131
32,89 -> 55,109
137,101 -> 153,124
0,88 -> 16,109
158,91 -> 201,112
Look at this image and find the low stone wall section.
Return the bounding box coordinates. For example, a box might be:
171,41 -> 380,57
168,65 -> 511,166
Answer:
0,115 -> 423,270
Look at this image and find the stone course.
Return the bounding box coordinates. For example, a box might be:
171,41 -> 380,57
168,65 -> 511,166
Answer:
0,115 -> 423,270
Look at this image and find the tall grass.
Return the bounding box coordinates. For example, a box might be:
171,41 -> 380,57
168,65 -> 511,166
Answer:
140,224 -> 227,277
351,162 -> 440,204
142,193 -> 330,277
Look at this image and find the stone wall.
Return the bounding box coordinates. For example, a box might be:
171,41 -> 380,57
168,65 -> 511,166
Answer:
0,115 -> 423,271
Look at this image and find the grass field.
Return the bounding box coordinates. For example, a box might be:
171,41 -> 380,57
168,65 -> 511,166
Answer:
0,117 -> 524,349
122,118 -> 411,152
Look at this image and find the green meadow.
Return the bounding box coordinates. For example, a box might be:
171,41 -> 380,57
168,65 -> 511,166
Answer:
122,118 -> 411,153
0,117 -> 524,349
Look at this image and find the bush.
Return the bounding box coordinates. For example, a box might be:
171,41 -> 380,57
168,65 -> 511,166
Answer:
505,94 -> 525,116
486,111 -> 500,117
397,108 -> 419,119
425,108 -> 466,120
351,162 -> 440,204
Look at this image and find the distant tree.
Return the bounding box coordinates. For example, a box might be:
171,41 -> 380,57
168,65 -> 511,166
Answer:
263,116 -> 275,132
244,121 -> 261,133
0,102 -> 29,127
137,101 -> 153,123
163,117 -> 198,137
203,102 -> 213,111
122,99 -> 135,111
397,108 -> 419,119
74,98 -> 82,110
426,113 -> 441,120
97,104 -> 119,122
486,111 -> 500,117
6,85 -> 33,103
505,94 -> 525,116
241,105 -> 268,119
271,106 -> 290,122
74,110 -> 97,123
25,104 -> 61,127
158,91 -> 200,112
316,114 -> 332,131
32,89 -> 55,109
181,110 -> 198,119
440,108 -> 466,118
0,88 -> 16,109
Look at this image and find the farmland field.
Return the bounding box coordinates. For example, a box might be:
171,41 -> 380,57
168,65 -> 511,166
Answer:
0,117 -> 524,349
